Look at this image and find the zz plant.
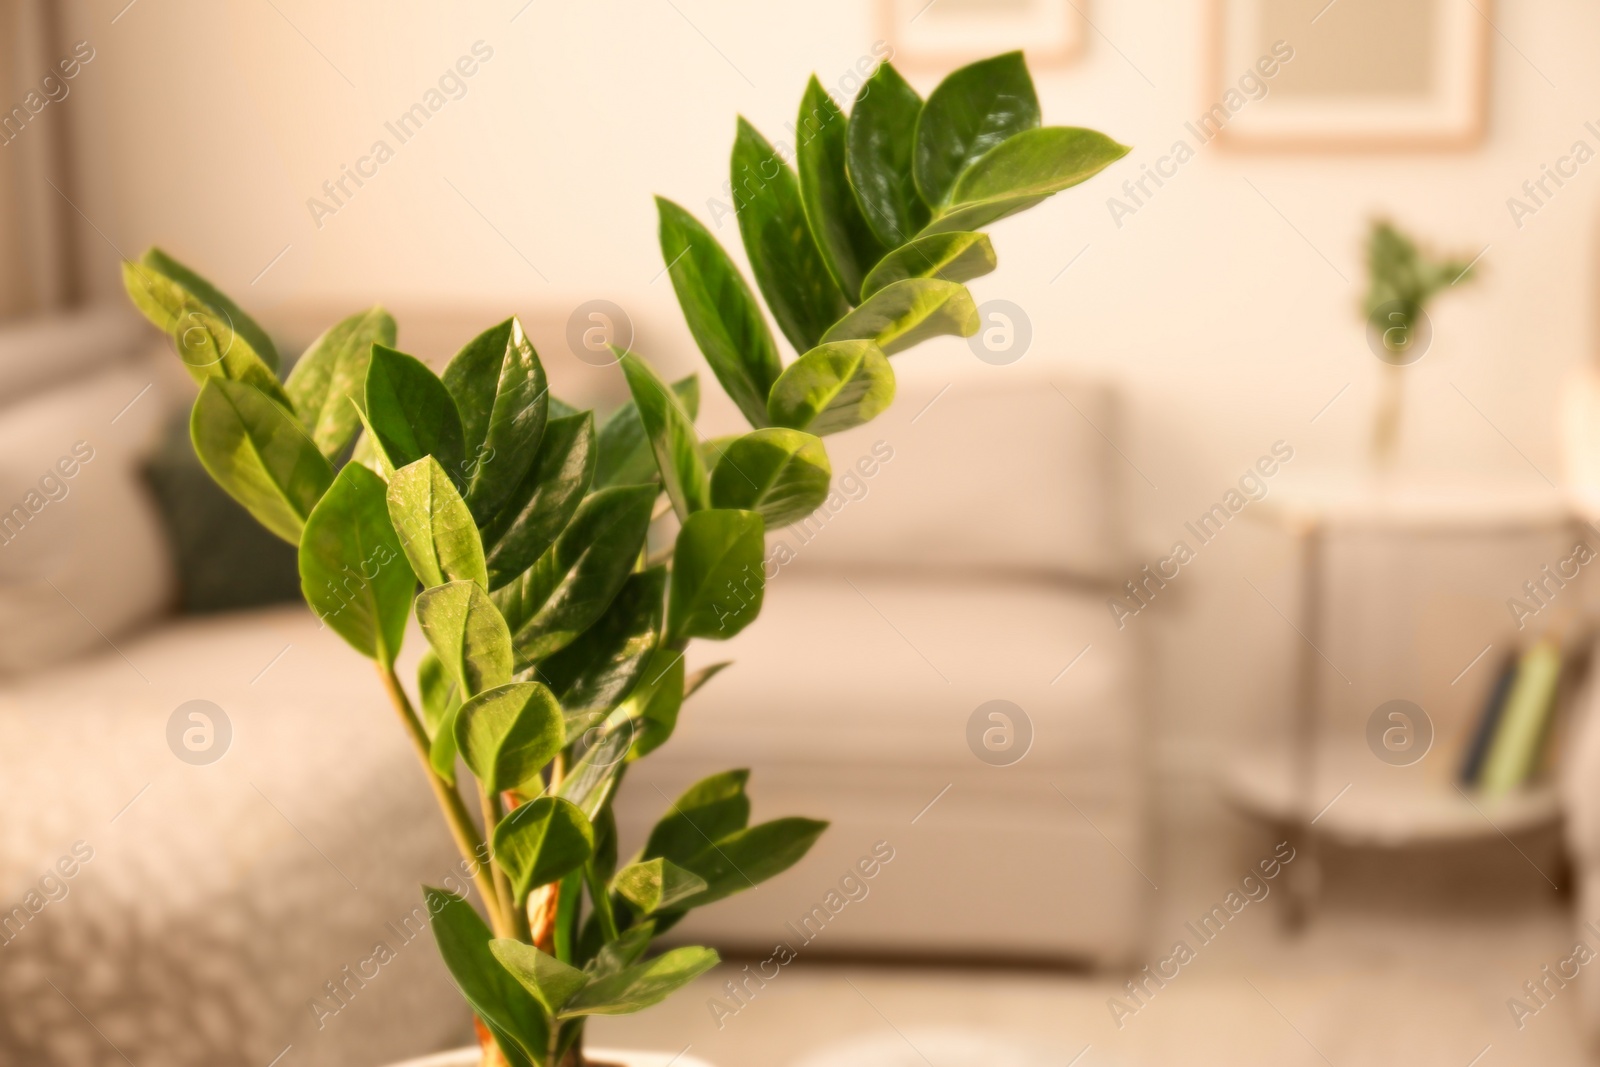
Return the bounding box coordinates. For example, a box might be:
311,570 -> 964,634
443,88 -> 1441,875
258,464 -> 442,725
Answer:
123,50 -> 1123,1067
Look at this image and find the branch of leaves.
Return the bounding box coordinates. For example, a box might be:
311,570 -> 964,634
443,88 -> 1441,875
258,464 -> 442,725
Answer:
653,51 -> 1129,435
424,769 -> 826,1066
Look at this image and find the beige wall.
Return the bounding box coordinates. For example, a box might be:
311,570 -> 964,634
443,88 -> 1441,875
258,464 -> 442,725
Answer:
51,0 -> 1600,864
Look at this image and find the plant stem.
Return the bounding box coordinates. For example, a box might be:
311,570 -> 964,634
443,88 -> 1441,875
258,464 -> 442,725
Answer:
583,860 -> 619,943
377,663 -> 509,937
479,786 -> 523,937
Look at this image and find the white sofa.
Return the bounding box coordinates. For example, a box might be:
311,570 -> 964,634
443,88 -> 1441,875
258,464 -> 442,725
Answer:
0,313 -> 1149,1067
615,367 -> 1152,965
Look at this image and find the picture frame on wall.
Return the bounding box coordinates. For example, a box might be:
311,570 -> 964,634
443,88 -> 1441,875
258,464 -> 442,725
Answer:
880,0 -> 1086,68
1209,0 -> 1490,150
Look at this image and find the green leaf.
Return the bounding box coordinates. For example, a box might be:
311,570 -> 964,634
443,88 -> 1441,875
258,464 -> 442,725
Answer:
416,581 -> 514,700
732,117 -> 850,352
913,51 -> 1040,209
671,817 -> 829,910
493,796 -> 595,904
668,509 -> 765,643
419,650 -> 465,784
709,429 -> 831,529
656,196 -> 780,428
140,248 -> 280,371
860,231 -> 996,299
612,858 -> 708,915
298,463 -> 416,665
536,567 -> 665,722
555,703 -> 640,820
624,647 -> 687,760
364,344 -> 466,479
189,378 -> 334,543
122,260 -> 290,408
645,770 -> 751,867
559,946 -> 719,1018
594,376 -> 699,490
766,340 -> 895,436
587,921 -> 655,977
424,887 -> 545,1067
443,318 -> 549,524
387,457 -> 488,589
489,939 -> 590,1016
284,305 -> 396,458
482,413 -> 597,589
820,278 -> 978,354
618,351 -> 708,521
349,402 -> 393,480
684,661 -> 731,700
847,62 -> 930,248
796,76 -> 886,301
455,681 -> 565,795
493,486 -> 656,664
926,126 -> 1131,235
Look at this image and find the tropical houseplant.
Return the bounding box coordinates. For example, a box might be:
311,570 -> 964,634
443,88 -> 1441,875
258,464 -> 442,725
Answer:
121,51 -> 1125,1067
1363,218 -> 1477,466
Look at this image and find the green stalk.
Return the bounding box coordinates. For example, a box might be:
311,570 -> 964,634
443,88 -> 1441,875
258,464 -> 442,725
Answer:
554,869 -> 583,964
584,859 -> 619,943
378,663 -> 510,937
480,786 -> 528,941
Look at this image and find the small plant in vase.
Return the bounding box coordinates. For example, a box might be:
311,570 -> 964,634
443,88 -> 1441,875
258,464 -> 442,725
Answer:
1363,218 -> 1479,468
122,51 -> 1125,1067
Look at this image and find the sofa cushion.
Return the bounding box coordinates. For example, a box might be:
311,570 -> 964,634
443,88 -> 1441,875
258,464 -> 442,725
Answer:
0,357 -> 175,673
765,365 -> 1123,582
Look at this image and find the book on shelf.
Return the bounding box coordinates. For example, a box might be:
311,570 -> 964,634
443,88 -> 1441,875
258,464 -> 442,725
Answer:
1458,651 -> 1517,786
1478,639 -> 1562,796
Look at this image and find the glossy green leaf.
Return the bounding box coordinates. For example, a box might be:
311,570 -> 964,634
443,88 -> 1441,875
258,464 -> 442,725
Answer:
619,351 -> 707,521
536,567 -> 665,722
419,650 -> 465,783
189,378 -> 334,544
482,413 -> 596,589
847,62 -> 930,247
671,817 -> 830,910
914,51 -> 1039,208
298,462 -> 415,665
284,306 -> 395,458
364,344 -> 466,479
732,117 -> 850,352
416,581 -> 514,700
493,486 -> 656,664
455,681 -> 565,795
709,428 -> 831,529
925,126 -> 1132,235
657,196 -> 780,428
493,796 -> 595,904
555,703 -> 640,820
860,231 -> 996,299
766,340 -> 895,436
624,648 -> 687,761
122,257 -> 290,408
489,939 -> 589,1016
796,76 -> 886,301
349,402 -> 393,480
668,509 -> 765,643
587,921 -> 655,978
594,376 -> 699,490
140,248 -> 280,370
387,457 -> 488,590
424,887 -> 545,1067
443,318 -> 549,524
613,858 -> 708,915
559,946 -> 719,1018
820,278 -> 978,354
645,770 -> 751,867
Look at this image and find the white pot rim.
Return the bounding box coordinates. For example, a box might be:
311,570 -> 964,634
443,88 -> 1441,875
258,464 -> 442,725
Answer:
387,1047 -> 713,1067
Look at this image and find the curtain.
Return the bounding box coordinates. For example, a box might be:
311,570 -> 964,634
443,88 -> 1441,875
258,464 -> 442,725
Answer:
0,0 -> 79,321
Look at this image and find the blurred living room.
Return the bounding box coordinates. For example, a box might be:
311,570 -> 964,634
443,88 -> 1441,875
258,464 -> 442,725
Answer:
6,0 -> 1600,1064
